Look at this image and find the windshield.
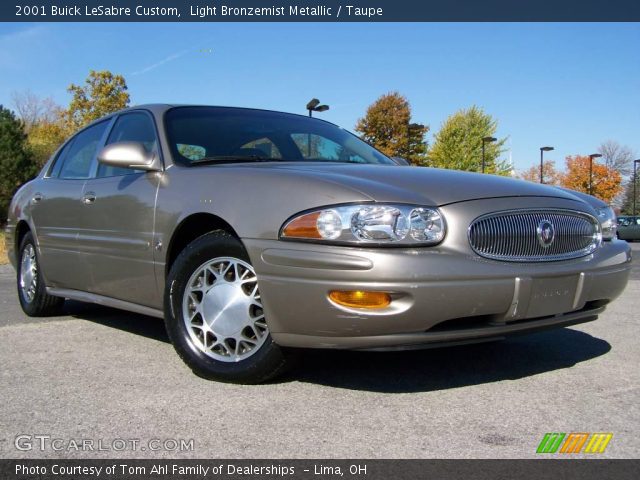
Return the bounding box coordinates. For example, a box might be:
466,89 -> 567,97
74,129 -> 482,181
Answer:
164,106 -> 394,166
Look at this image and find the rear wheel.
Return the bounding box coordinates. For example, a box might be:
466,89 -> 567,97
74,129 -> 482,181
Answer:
164,231 -> 290,383
17,232 -> 64,316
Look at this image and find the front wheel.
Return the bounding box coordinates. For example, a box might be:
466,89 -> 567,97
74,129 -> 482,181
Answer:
17,232 -> 64,316
164,231 -> 290,383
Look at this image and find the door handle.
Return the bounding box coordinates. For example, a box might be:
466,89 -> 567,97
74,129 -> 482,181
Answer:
31,193 -> 43,204
82,192 -> 97,205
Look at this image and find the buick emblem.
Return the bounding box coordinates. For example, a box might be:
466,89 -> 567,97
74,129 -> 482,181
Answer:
537,220 -> 555,248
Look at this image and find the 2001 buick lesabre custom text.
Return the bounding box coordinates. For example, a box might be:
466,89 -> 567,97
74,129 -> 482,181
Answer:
5,105 -> 631,383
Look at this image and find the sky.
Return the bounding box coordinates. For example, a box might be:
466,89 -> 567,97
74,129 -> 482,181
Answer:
0,22 -> 638,173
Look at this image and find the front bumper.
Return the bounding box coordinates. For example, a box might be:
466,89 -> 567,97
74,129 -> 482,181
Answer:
245,238 -> 631,350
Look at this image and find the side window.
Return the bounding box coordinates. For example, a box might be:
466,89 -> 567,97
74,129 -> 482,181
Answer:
97,112 -> 158,177
58,121 -> 109,180
291,133 -> 367,163
239,138 -> 282,158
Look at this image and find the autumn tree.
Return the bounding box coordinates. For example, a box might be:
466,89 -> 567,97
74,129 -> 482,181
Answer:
560,155 -> 622,204
13,90 -> 69,167
28,117 -> 69,167
13,71 -> 131,167
355,92 -> 428,165
0,106 -> 38,222
66,70 -> 130,130
519,160 -> 561,185
429,106 -> 509,175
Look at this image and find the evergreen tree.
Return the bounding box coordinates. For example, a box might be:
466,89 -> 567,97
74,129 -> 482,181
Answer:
0,106 -> 37,222
620,173 -> 639,215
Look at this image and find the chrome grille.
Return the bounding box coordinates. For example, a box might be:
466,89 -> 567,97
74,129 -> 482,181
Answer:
468,209 -> 600,262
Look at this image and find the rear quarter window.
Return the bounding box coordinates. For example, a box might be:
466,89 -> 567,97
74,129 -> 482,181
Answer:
48,139 -> 75,178
55,120 -> 109,180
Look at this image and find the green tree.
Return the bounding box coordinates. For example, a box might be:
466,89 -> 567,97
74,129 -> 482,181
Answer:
66,70 -> 130,130
620,172 -> 639,215
355,92 -> 428,165
0,106 -> 38,222
429,106 -> 509,174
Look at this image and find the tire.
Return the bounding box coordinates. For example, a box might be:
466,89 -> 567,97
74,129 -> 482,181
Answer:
17,232 -> 65,316
164,230 -> 290,384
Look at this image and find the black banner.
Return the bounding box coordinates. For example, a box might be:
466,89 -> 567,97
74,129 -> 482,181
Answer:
2,459 -> 640,480
3,0 -> 640,22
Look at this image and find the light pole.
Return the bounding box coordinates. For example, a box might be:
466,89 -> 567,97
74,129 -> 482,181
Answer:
305,98 -> 329,157
481,136 -> 497,173
539,146 -> 554,183
634,159 -> 640,216
588,153 -> 602,195
306,98 -> 329,117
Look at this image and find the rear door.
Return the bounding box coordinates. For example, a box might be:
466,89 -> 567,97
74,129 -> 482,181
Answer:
77,111 -> 162,307
30,120 -> 111,289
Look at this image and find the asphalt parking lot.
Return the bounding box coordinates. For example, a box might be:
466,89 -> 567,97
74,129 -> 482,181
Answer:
1,243 -> 638,459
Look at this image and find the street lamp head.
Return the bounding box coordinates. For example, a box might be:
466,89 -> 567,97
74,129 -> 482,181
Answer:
482,136 -> 497,143
540,146 -> 554,152
589,153 -> 602,159
306,98 -> 320,110
306,99 -> 329,117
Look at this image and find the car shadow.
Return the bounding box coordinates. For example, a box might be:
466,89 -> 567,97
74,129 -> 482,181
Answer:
63,301 -> 611,394
63,300 -> 170,344
286,328 -> 611,393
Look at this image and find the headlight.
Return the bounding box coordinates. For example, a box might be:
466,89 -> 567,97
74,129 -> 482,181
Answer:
280,204 -> 446,246
595,206 -> 617,240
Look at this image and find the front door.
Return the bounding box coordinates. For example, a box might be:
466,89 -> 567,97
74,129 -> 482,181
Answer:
77,111 -> 162,308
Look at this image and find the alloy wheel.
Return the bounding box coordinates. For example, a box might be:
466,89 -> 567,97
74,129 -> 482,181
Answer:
20,244 -> 38,303
182,257 -> 268,362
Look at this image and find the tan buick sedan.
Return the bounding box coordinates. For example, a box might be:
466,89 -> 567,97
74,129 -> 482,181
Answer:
4,105 -> 632,383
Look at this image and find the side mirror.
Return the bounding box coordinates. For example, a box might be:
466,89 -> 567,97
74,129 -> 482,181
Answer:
391,156 -> 411,166
97,142 -> 161,171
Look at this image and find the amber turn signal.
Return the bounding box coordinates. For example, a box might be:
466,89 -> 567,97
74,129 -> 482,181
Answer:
281,211 -> 322,239
329,290 -> 391,309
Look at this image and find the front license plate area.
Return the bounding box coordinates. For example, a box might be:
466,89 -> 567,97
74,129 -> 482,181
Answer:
526,275 -> 578,318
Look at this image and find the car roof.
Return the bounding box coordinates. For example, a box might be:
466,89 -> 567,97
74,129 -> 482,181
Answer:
102,103 -> 341,127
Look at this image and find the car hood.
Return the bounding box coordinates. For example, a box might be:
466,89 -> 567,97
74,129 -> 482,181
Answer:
252,163 -> 582,207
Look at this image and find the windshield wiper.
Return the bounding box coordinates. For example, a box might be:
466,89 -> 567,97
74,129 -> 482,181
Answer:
189,155 -> 281,166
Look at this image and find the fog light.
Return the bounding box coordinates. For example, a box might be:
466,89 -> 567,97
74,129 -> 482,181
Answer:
329,290 -> 391,309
